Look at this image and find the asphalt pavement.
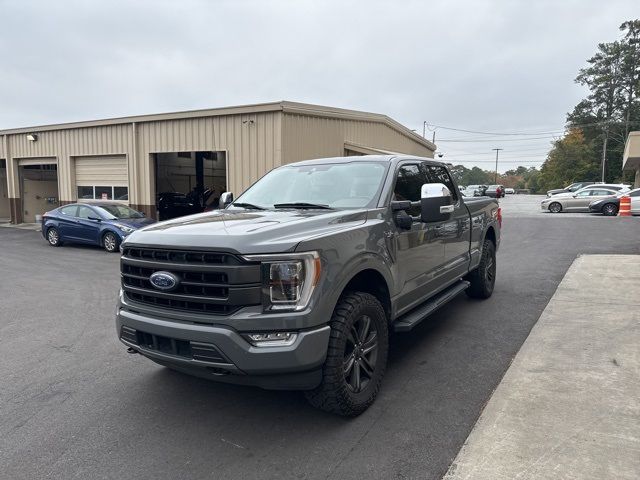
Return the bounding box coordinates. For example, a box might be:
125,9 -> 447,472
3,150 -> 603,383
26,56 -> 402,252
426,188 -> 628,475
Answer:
1,196 -> 639,480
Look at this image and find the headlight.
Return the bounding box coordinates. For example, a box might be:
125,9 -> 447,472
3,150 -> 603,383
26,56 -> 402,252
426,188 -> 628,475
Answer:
114,223 -> 135,234
242,252 -> 321,312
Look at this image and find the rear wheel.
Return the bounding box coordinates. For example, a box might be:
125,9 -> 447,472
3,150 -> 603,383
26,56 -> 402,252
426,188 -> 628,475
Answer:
305,292 -> 388,417
548,202 -> 562,213
103,231 -> 120,253
602,203 -> 618,216
466,238 -> 496,299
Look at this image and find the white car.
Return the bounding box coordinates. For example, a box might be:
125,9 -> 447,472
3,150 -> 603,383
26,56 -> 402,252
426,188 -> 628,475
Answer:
551,184 -> 630,198
504,187 -> 515,194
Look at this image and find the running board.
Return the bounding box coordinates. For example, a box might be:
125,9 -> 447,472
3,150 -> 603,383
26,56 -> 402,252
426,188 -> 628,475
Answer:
393,280 -> 470,332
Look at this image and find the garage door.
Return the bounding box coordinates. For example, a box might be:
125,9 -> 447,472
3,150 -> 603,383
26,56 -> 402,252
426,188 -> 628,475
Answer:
75,155 -> 128,201
76,155 -> 127,185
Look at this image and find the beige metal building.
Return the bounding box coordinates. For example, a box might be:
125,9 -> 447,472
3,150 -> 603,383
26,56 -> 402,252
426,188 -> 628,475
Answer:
0,101 -> 435,223
623,131 -> 640,187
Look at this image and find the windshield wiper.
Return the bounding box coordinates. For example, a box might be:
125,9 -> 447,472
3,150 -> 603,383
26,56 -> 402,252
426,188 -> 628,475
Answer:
232,202 -> 265,210
273,202 -> 332,210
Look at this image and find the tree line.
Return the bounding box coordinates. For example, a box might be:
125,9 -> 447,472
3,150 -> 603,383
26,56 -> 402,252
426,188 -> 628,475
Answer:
539,19 -> 639,190
450,20 -> 639,193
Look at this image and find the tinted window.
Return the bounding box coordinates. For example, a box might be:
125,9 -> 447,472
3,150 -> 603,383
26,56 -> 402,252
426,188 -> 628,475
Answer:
425,165 -> 458,201
77,186 -> 94,199
114,186 -> 128,200
60,206 -> 77,216
591,190 -> 615,196
77,206 -> 95,219
94,205 -> 144,219
393,164 -> 427,216
629,190 -> 640,197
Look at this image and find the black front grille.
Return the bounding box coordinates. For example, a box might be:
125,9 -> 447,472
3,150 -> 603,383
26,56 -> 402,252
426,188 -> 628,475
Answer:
120,247 -> 261,316
121,327 -> 230,364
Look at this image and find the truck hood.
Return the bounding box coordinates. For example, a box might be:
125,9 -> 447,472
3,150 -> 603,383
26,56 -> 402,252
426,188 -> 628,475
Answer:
123,208 -> 368,254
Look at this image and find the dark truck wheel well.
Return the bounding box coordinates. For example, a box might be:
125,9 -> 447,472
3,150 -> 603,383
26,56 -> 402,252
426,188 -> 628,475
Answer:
342,269 -> 391,323
485,226 -> 496,247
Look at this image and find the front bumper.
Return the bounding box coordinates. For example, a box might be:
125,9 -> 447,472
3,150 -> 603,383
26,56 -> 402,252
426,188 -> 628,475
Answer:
116,301 -> 331,390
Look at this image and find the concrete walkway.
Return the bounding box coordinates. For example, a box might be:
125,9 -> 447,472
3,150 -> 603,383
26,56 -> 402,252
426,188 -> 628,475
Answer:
0,222 -> 41,231
445,254 -> 640,480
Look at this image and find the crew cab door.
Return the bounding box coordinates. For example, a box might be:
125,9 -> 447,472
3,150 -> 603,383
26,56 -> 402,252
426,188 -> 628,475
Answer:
424,164 -> 471,283
390,162 -> 445,314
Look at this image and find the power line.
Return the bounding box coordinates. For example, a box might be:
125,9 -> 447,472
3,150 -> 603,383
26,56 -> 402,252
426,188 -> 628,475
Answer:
438,135 -> 558,143
425,119 -> 640,136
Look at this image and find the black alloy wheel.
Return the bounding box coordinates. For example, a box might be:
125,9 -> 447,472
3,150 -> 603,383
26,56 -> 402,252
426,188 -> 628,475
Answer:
343,314 -> 379,394
305,292 -> 388,417
549,202 -> 562,213
466,238 -> 496,299
602,203 -> 618,216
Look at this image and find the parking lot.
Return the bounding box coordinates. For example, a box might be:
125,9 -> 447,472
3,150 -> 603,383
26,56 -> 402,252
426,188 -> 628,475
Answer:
1,197 -> 639,480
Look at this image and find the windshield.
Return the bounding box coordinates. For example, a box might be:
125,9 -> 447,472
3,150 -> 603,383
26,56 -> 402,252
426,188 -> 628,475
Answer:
231,161 -> 388,210
95,205 -> 144,219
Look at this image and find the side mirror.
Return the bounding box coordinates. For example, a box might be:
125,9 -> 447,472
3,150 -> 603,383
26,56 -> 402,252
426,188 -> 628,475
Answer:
420,183 -> 453,222
220,191 -> 234,209
87,216 -> 101,222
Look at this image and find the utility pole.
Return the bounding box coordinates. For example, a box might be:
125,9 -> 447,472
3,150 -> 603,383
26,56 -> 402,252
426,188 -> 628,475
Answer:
423,121 -> 427,139
492,148 -> 503,183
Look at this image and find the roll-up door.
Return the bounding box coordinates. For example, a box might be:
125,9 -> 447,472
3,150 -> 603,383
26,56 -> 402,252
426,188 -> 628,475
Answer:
75,155 -> 128,186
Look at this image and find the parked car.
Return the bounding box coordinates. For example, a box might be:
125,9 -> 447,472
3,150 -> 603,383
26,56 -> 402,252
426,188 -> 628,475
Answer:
156,192 -> 202,220
42,202 -> 155,252
551,184 -> 631,198
589,188 -> 640,216
466,185 -> 485,196
546,181 -> 597,197
541,187 -> 619,213
504,187 -> 515,194
116,155 -> 501,416
484,185 -> 503,198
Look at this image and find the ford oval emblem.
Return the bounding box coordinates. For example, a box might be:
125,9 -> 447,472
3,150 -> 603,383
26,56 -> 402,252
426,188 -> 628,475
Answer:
149,271 -> 180,291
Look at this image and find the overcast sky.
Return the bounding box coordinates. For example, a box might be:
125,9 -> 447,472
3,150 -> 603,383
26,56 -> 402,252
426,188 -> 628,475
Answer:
1,0 -> 637,171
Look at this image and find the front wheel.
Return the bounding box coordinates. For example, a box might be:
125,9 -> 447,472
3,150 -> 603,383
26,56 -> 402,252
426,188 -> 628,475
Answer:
466,238 -> 496,299
601,203 -> 618,216
103,231 -> 120,253
305,292 -> 388,417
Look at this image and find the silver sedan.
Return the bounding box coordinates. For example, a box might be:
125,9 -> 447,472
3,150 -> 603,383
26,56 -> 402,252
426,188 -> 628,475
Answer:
541,187 -> 619,213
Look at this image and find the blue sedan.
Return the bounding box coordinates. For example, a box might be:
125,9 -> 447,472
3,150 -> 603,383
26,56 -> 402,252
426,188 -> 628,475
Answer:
42,202 -> 156,252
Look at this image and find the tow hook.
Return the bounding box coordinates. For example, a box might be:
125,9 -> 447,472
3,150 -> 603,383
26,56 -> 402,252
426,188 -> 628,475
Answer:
127,347 -> 139,354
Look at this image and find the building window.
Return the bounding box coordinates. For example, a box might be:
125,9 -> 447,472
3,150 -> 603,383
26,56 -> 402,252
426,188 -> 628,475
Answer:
78,186 -> 94,199
77,186 -> 128,201
0,159 -> 6,169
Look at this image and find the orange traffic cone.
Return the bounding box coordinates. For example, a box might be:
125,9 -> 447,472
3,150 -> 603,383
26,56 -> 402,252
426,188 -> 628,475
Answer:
618,195 -> 631,216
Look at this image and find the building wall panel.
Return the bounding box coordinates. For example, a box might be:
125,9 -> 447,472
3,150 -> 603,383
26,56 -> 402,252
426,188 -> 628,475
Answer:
282,113 -> 433,165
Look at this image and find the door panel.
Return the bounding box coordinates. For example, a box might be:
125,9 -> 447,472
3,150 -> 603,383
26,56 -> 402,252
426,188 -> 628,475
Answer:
391,163 -> 447,315
74,205 -> 102,244
424,165 -> 471,282
56,205 -> 78,239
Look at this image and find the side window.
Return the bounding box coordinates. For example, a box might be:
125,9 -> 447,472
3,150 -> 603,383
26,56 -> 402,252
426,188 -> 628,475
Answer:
77,206 -> 95,219
60,206 -> 77,216
575,190 -> 591,197
424,164 -> 458,201
393,164 -> 427,216
629,190 -> 640,197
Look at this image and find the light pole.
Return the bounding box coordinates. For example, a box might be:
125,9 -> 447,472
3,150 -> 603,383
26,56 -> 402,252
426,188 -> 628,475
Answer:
492,148 -> 503,183
423,121 -> 427,139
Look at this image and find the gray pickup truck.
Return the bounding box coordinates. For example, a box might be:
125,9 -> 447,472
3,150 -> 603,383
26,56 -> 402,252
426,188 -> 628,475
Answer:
116,155 -> 501,416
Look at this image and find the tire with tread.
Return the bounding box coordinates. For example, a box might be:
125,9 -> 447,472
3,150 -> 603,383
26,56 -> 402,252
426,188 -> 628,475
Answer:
46,227 -> 63,247
602,203 -> 618,216
549,202 -> 562,213
103,231 -> 120,253
466,238 -> 496,299
305,292 -> 388,417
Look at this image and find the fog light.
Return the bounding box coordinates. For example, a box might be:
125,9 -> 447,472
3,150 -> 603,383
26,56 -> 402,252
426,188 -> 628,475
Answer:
245,332 -> 297,347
